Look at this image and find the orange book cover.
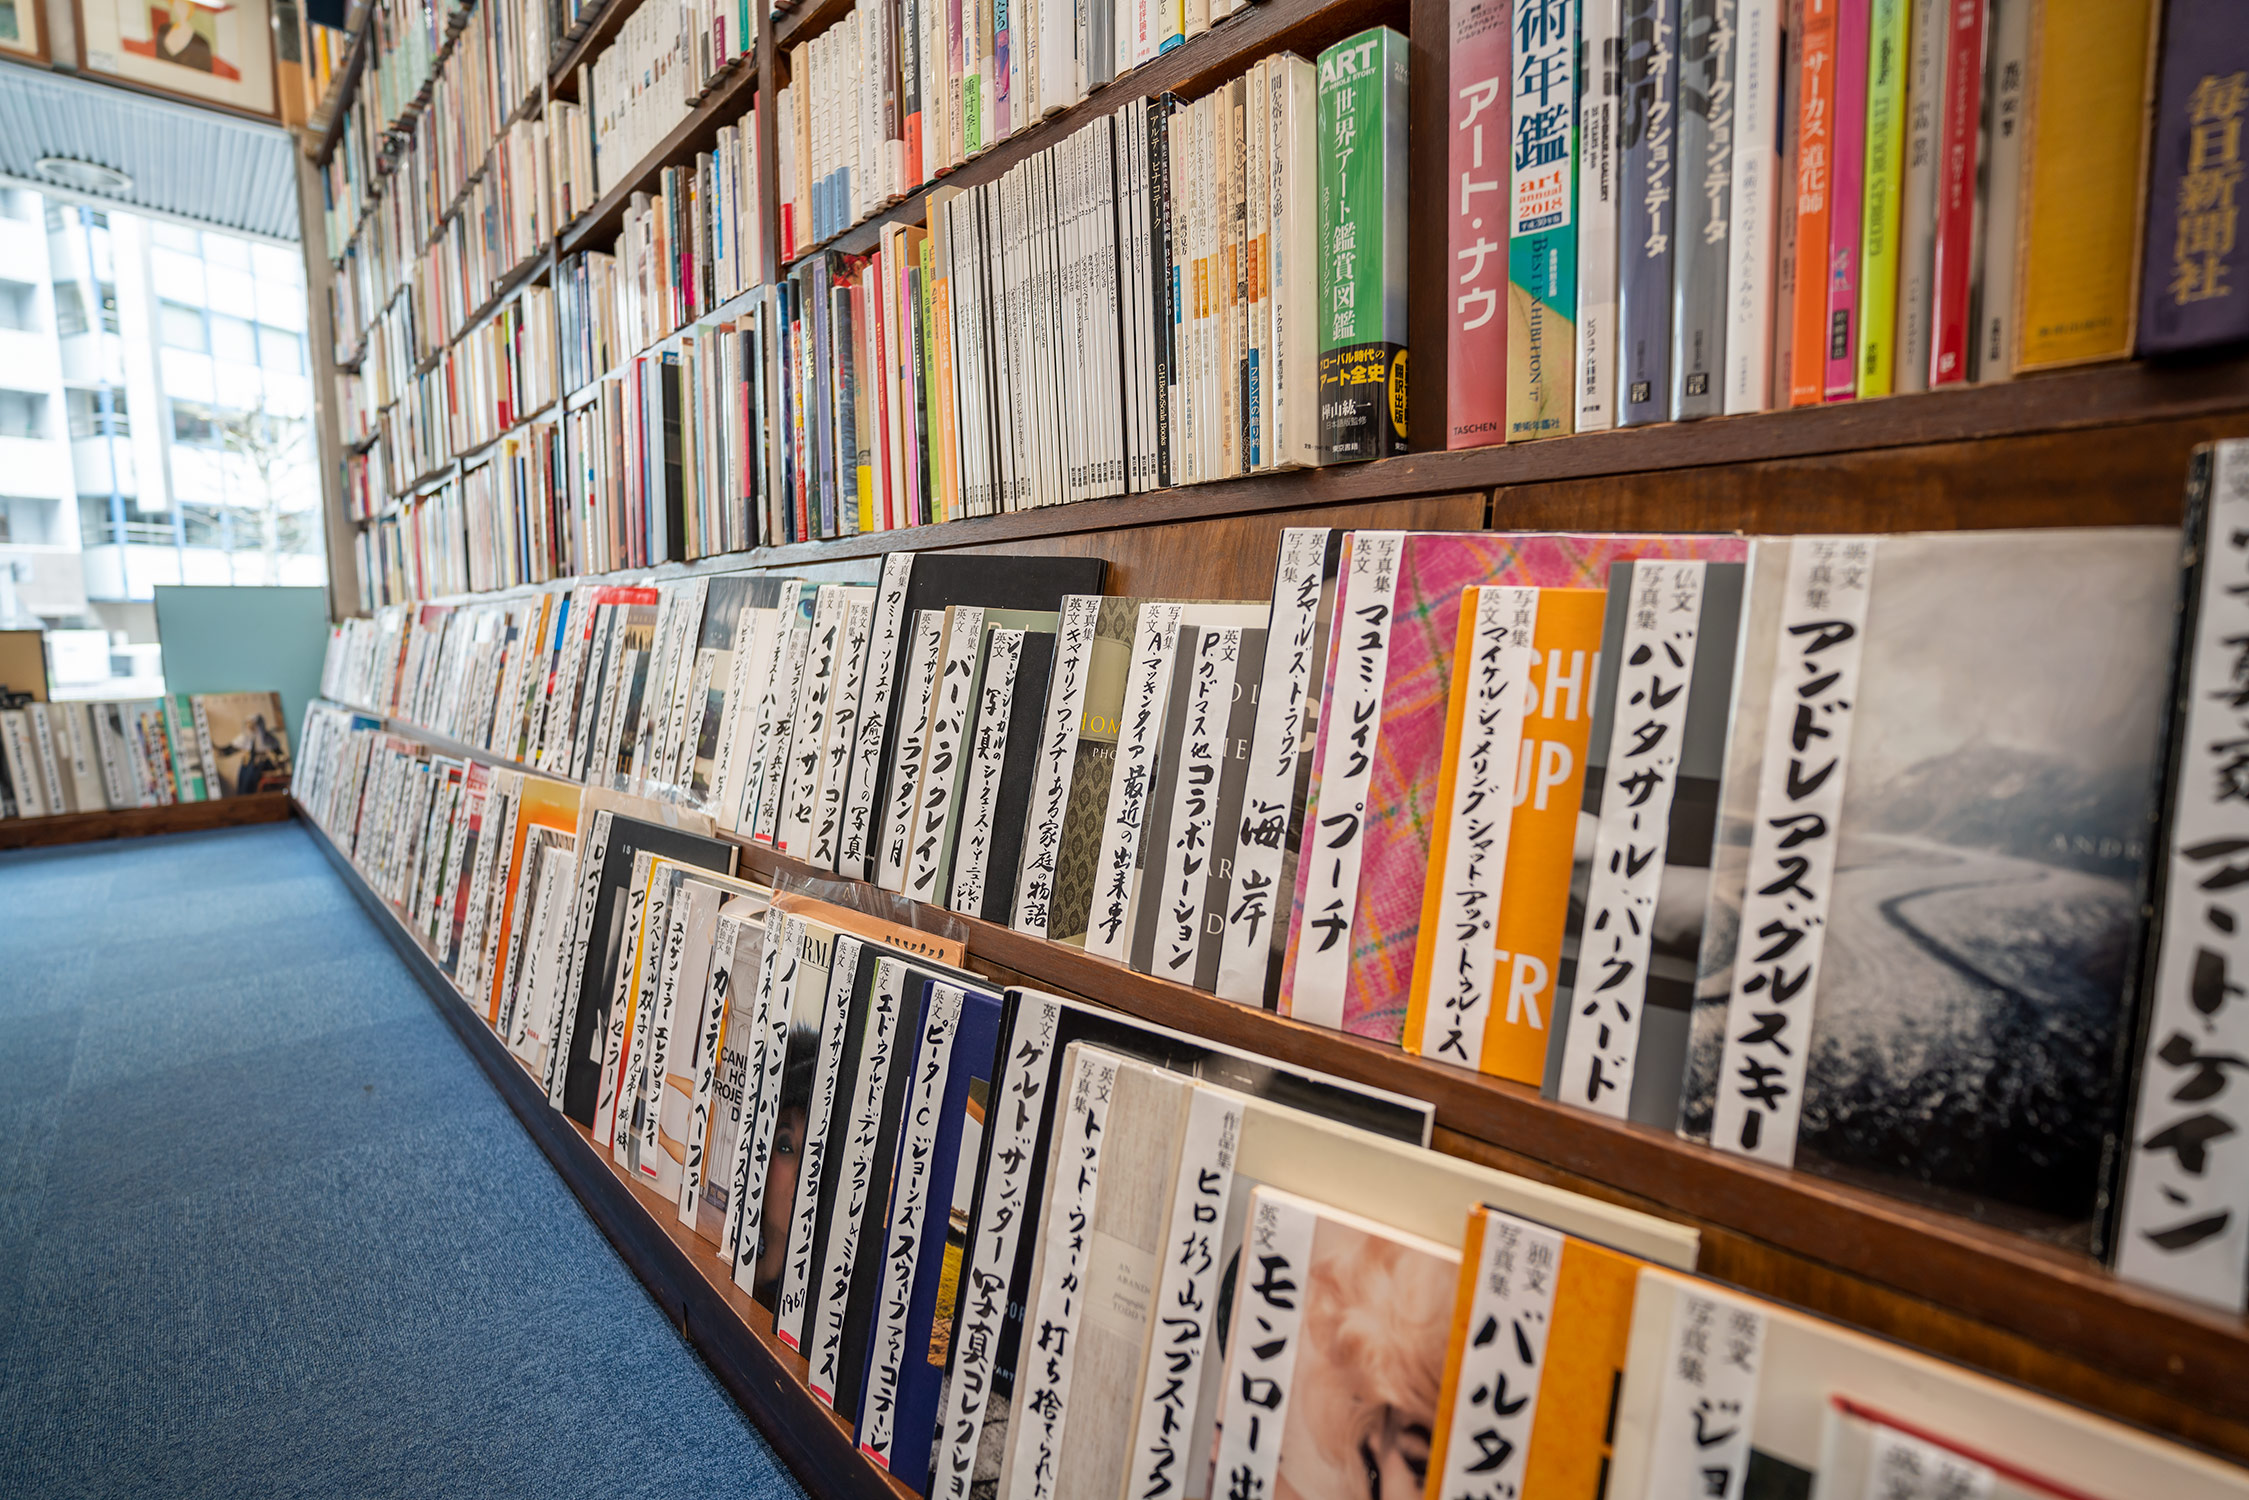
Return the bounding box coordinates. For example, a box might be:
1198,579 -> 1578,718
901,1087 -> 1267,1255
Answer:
484,775 -> 583,1025
1425,1207 -> 1492,1493
2013,0 -> 2160,371
1520,1235 -> 1647,1496
1480,587 -> 1607,1084
1789,0 -> 1840,406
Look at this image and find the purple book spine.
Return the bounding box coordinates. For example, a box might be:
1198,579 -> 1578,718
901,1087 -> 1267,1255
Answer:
1824,0 -> 1871,398
2136,0 -> 2249,356
1618,0 -> 1682,427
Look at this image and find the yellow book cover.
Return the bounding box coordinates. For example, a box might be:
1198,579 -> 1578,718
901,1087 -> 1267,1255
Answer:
1520,1235 -> 1646,1497
1481,587 -> 1607,1083
2014,0 -> 2160,370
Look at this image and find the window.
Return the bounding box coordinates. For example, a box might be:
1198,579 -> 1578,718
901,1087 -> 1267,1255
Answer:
0,281 -> 35,332
258,325 -> 302,375
151,222 -> 200,252
0,391 -> 46,439
171,399 -> 224,447
65,388 -> 128,438
96,282 -> 119,334
159,301 -> 207,351
202,233 -> 251,271
209,313 -> 256,366
53,282 -> 85,337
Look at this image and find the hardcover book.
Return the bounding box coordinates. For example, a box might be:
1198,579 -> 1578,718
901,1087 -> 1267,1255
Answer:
2136,0 -> 2249,357
1445,0 -> 1511,447
1617,0 -> 1679,426
192,692 -> 293,797
1316,27 -> 1411,462
1509,0 -> 1577,440
1671,0 -> 1729,419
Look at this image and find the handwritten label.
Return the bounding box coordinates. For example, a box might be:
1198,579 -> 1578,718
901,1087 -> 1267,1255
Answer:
776,933 -> 863,1349
907,608 -> 988,901
951,629 -> 1025,916
808,956 -> 908,1402
1713,538 -> 1873,1164
726,910 -> 796,1280
813,598 -> 877,870
780,585 -> 850,857
1208,1189 -> 1317,1500
1014,596 -> 1103,936
548,808 -> 614,1111
1558,560 -> 1706,1115
880,612 -> 949,892
1157,629 -> 1239,979
1089,603 -> 1188,961
1857,1422 -> 1995,1500
1432,1210 -> 1562,1500
839,552 -> 917,880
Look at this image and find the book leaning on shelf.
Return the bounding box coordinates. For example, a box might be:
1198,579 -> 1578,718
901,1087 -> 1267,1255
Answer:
297,630 -> 2249,1497
0,691 -> 293,819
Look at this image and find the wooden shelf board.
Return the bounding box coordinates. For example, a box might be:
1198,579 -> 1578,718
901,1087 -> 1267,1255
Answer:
297,800 -> 914,1500
311,22 -> 374,165
548,0 -> 639,96
0,791 -> 293,851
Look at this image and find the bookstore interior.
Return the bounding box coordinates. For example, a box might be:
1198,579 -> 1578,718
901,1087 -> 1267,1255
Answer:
7,0 -> 2249,1492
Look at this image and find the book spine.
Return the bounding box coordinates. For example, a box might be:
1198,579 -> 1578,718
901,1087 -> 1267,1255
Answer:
1856,0 -> 1909,396
1577,0 -> 1624,431
1972,0 -> 2031,382
2014,0 -> 2159,370
1822,0 -> 1870,399
1617,0 -> 1680,426
2136,0 -> 2249,356
1892,0 -> 1945,392
1447,0 -> 1511,448
1928,0 -> 1986,385
1786,0 -> 1840,402
1670,0 -> 1732,419
1725,0 -> 1783,412
1511,0 -> 1580,440
1316,28 -> 1411,464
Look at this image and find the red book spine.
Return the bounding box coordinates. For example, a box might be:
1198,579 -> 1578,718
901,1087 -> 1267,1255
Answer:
1928,0 -> 1985,386
1444,0 -> 1510,449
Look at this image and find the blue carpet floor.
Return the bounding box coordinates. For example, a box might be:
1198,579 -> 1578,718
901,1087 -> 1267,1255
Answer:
0,821 -> 808,1500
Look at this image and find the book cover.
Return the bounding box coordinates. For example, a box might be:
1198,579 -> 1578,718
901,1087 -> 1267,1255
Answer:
1893,0 -> 1946,394
682,901 -> 774,1246
965,629 -> 1057,924
1578,0 -> 1625,431
1047,598 -> 1162,946
1725,0 -> 1785,412
1190,628 -> 1272,992
1670,0 -> 1730,418
1683,530 -> 2173,1247
1617,0 -> 1679,426
193,692 -> 292,797
1789,0 -> 1840,402
768,926 -> 856,1331
1855,0 -> 1910,396
1317,28 -> 1411,463
1510,0 -> 1579,441
2014,0 -> 2161,370
1973,0 -> 2033,382
2136,0 -> 2249,357
1928,0 -> 1987,384
1823,0 -> 1872,400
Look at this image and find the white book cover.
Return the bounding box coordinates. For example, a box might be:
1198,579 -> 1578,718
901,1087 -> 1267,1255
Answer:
1974,0 -> 2031,384
1723,0 -> 1781,413
877,610 -> 950,893
1893,0 -> 1946,394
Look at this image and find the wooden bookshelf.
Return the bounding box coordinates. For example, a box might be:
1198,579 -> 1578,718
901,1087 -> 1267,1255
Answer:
298,802 -> 914,1500
0,791 -> 293,851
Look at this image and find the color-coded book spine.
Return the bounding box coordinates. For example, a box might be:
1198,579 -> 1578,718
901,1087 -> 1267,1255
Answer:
1670,0 -> 1731,419
1446,0 -> 1511,448
1788,0 -> 1838,404
1576,0 -> 1623,432
2014,0 -> 2160,370
2136,0 -> 2249,357
1510,0 -> 1579,440
1855,0 -> 1909,396
1724,0 -> 1784,414
1617,0 -> 1679,427
1928,0 -> 1986,385
1892,0 -> 1945,393
1822,0 -> 1871,399
1973,0 -> 2032,382
1316,27 -> 1411,463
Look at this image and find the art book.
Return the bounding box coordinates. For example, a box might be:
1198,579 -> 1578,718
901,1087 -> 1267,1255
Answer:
1682,530 -> 2174,1248
192,691 -> 292,797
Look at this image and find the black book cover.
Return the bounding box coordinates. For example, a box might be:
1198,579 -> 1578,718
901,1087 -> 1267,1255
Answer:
659,354 -> 686,562
796,939 -> 887,1369
1129,626 -> 1203,972
976,631 -> 1058,924
559,816 -> 736,1126
748,918 -> 842,1309
867,556 -> 1109,864
1195,627 -> 1269,991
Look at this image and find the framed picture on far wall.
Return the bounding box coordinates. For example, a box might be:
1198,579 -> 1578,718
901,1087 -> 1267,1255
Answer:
0,0 -> 50,63
74,0 -> 277,118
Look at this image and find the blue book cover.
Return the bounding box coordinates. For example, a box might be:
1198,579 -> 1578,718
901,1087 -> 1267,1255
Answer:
1617,0 -> 1679,427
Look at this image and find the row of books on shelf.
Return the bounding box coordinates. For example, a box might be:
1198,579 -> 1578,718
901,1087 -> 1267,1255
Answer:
318,442 -> 2249,1320
0,693 -> 293,820
321,0 -> 474,245
371,282 -> 559,489
292,689 -> 2249,1500
296,8 -> 358,127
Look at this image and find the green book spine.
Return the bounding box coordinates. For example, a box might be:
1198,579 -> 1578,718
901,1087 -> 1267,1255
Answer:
1856,0 -> 1910,397
1508,0 -> 1579,441
1317,26 -> 1411,463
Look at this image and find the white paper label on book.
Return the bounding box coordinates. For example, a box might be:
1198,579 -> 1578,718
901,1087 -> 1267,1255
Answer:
777,933 -> 861,1349
1557,560 -> 1706,1116
1157,627 -> 1239,979
726,909 -> 796,1280
1412,586 -> 1539,1071
1287,532 -> 1404,1030
1207,1188 -> 1318,1500
935,990 -> 1063,1500
860,982 -> 964,1470
907,607 -> 989,901
551,808 -> 615,1111
1713,537 -> 1873,1167
1646,1286 -> 1765,1500
1124,1087 -> 1242,1500
880,612 -> 949,892
1431,1209 -> 1562,1500
813,598 -> 877,870
1014,595 -> 1102,937
2119,442 -> 2249,1314
840,552 -> 916,880
752,626 -> 812,846
679,915 -> 744,1225
780,585 -> 849,856
1858,1420 -> 1996,1500
1088,602 -> 1186,961
1002,1047 -> 1119,1500
808,955 -> 908,1403
951,628 -> 1024,916
1219,529 -> 1334,1003
709,602 -> 768,819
